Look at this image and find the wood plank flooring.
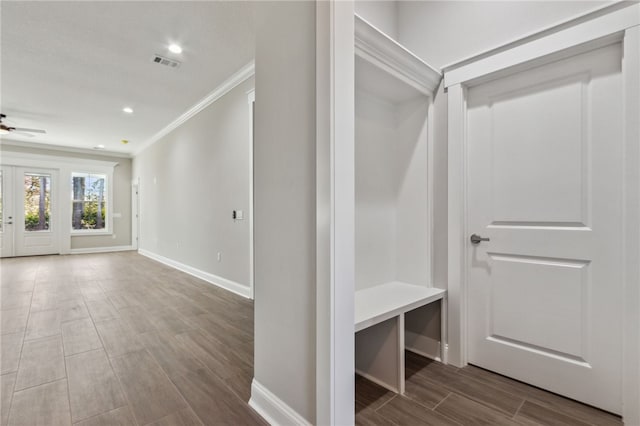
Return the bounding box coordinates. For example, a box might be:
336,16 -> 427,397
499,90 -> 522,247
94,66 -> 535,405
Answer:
1,252 -> 624,425
356,352 -> 623,426
1,252 -> 264,426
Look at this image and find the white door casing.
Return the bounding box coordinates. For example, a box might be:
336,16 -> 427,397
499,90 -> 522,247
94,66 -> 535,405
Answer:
0,166 -> 15,257
15,167 -> 60,257
467,42 -> 622,413
131,180 -> 140,250
0,166 -> 60,257
248,89 -> 255,300
446,3 -> 640,423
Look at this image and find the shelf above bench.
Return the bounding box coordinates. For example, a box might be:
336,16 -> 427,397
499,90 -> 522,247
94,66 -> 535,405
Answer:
355,282 -> 446,332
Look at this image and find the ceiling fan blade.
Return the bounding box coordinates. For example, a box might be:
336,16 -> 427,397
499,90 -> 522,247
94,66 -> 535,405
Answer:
12,127 -> 46,134
10,131 -> 35,137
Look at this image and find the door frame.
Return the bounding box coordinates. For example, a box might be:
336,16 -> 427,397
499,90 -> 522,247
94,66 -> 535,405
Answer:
0,165 -> 16,257
131,178 -> 140,250
1,164 -> 60,257
445,3 -> 639,423
14,166 -> 60,257
315,1 -> 356,424
248,89 -> 255,299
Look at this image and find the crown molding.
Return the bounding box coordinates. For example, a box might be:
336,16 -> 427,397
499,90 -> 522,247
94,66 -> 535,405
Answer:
443,2 -> 639,87
355,14 -> 442,97
133,60 -> 255,157
0,138 -> 131,159
441,0 -> 634,73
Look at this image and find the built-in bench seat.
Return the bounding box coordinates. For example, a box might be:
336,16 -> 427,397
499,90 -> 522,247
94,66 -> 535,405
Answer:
355,282 -> 446,393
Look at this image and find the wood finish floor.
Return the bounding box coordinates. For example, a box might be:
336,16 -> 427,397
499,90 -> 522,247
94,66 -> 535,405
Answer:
356,352 -> 622,426
1,252 -> 264,426
1,252 -> 623,426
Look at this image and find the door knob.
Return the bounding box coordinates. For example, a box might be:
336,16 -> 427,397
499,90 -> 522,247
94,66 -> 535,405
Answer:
470,234 -> 490,244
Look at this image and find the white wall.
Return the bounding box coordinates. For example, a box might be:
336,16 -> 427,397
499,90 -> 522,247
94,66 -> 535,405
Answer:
253,1 -> 317,422
395,98 -> 430,286
355,92 -> 397,290
398,1 -> 610,69
132,77 -> 253,291
355,92 -> 430,290
355,0 -> 398,39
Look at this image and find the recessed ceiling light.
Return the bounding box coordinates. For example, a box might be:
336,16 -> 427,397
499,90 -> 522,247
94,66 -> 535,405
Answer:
168,43 -> 182,54
123,107 -> 133,114
94,145 -> 105,150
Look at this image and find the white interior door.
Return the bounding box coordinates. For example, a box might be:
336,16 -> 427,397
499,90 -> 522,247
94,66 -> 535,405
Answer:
466,42 -> 623,414
1,166 -> 60,257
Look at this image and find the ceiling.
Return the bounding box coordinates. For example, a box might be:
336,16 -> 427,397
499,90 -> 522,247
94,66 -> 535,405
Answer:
0,1 -> 256,156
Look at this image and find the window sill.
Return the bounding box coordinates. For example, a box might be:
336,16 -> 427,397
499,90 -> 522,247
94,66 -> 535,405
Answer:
71,231 -> 112,237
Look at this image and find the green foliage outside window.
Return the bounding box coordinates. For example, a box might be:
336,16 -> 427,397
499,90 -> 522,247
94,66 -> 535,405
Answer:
78,202 -> 106,230
25,212 -> 50,230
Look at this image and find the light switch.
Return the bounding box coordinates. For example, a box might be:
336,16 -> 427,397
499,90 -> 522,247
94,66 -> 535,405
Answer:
233,210 -> 244,220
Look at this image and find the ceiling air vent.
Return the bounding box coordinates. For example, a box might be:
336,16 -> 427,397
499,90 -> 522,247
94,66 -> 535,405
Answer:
151,55 -> 181,69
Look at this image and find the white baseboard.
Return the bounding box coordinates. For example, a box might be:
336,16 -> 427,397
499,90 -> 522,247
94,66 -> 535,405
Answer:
69,245 -> 135,255
249,379 -> 311,426
406,331 -> 442,362
138,248 -> 251,299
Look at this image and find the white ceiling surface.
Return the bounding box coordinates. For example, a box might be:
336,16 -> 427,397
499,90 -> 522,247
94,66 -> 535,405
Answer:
1,1 -> 255,155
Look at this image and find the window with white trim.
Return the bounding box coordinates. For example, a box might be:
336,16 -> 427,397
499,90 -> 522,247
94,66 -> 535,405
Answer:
71,172 -> 108,232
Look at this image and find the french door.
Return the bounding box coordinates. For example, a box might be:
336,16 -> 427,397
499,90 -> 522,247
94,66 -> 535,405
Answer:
0,165 -> 60,257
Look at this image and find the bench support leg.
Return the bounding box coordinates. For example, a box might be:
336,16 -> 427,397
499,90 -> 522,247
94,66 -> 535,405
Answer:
355,315 -> 405,394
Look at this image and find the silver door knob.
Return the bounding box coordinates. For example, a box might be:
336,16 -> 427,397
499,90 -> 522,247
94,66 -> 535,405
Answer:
470,234 -> 490,244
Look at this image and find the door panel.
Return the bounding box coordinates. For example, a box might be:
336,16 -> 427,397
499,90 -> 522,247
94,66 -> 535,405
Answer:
488,254 -> 588,359
467,42 -> 622,413
490,76 -> 587,225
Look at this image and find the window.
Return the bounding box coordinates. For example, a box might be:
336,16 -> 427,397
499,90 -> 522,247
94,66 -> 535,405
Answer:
71,172 -> 108,232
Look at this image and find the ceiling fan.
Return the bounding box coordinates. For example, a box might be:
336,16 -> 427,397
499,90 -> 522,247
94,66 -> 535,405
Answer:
0,114 -> 46,137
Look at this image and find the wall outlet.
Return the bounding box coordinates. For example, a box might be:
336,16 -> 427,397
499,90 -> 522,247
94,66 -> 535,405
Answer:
112,234 -> 116,239
217,252 -> 222,262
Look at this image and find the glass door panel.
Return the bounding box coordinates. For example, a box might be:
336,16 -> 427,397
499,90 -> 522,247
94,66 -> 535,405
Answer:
23,173 -> 51,232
